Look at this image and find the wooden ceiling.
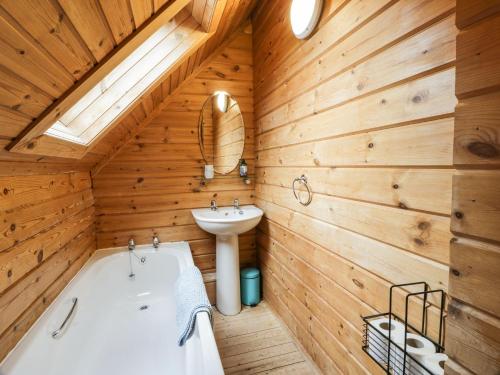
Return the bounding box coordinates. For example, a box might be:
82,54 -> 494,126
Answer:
0,0 -> 256,169
1,0 -> 179,140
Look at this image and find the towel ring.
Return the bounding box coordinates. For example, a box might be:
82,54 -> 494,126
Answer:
292,175 -> 313,206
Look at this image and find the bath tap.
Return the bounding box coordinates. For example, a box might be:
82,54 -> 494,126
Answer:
127,237 -> 145,279
128,237 -> 145,262
128,238 -> 136,251
153,235 -> 160,248
210,199 -> 217,211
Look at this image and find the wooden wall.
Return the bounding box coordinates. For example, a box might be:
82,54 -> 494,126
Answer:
445,1 -> 500,373
253,0 -> 456,373
0,169 -> 96,361
93,27 -> 255,302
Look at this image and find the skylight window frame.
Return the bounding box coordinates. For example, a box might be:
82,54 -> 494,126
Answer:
5,0 -> 196,157
44,12 -> 197,147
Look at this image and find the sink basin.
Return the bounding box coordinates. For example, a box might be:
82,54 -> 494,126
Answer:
191,205 -> 263,235
192,205 -> 263,316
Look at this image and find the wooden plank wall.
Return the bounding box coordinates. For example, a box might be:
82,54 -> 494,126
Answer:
445,1 -> 500,373
0,170 -> 96,361
93,27 -> 255,302
252,0 -> 457,373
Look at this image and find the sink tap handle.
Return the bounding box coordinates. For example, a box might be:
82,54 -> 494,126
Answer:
128,238 -> 135,251
210,199 -> 217,211
152,235 -> 160,248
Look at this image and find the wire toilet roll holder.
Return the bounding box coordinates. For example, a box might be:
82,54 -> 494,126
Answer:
362,282 -> 446,375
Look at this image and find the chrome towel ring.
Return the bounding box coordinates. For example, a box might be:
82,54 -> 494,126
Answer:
292,175 -> 313,206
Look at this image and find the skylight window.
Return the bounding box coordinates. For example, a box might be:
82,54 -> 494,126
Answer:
45,14 -> 196,146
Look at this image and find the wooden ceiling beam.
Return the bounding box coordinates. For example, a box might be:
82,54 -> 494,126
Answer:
7,0 -> 192,155
13,135 -> 88,159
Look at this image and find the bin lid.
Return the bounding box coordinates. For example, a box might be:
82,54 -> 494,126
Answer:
240,267 -> 260,279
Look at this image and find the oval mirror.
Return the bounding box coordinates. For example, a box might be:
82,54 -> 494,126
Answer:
198,92 -> 245,175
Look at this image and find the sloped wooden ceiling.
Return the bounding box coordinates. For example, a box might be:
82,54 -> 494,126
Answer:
1,0 -> 183,155
0,0 -> 256,167
89,0 -> 256,174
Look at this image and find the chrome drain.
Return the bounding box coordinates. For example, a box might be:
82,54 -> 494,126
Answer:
139,305 -> 149,311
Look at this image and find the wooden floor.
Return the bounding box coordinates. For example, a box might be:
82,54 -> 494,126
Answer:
213,302 -> 319,374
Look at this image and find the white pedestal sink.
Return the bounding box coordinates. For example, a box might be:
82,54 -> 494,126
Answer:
191,205 -> 263,315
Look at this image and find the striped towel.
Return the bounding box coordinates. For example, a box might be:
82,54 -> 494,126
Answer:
175,265 -> 213,346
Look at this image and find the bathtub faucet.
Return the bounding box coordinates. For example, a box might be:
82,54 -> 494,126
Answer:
153,235 -> 160,248
128,238 -> 136,251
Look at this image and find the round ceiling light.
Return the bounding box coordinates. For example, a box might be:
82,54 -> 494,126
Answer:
290,0 -> 323,39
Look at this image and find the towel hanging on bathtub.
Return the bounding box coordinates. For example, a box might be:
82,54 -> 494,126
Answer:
174,265 -> 213,346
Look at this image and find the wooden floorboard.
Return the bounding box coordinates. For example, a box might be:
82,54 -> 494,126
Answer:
214,301 -> 319,374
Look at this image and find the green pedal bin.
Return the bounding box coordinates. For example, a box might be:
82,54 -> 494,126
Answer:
240,267 -> 261,306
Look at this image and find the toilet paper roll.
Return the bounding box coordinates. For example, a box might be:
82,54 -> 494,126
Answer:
405,333 -> 436,359
367,318 -> 405,366
400,333 -> 437,375
419,353 -> 448,375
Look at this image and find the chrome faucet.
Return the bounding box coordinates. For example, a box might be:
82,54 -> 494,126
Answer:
233,198 -> 240,210
210,199 -> 217,211
153,235 -> 160,249
128,238 -> 136,251
127,237 -> 145,279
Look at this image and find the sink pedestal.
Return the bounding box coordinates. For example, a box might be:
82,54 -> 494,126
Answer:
216,234 -> 241,315
191,205 -> 263,316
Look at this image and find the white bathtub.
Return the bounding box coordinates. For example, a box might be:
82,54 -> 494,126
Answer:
0,242 -> 223,375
